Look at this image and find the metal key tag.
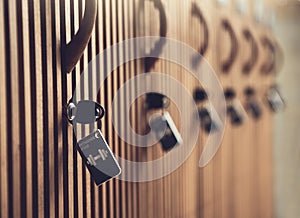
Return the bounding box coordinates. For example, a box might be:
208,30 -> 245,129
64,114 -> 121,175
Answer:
266,86 -> 285,112
227,99 -> 247,126
198,103 -> 223,133
77,130 -> 121,186
150,111 -> 183,152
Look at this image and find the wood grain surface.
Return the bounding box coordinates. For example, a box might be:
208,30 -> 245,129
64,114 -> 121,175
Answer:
0,0 -> 277,217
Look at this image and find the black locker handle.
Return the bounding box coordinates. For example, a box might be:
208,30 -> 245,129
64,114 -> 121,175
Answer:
153,0 -> 167,38
145,0 -> 167,72
221,19 -> 238,73
260,37 -> 276,74
191,3 -> 209,56
242,29 -> 258,74
62,0 -> 98,73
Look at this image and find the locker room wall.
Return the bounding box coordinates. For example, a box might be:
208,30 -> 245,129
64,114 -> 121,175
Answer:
273,3 -> 300,218
0,0 -> 281,217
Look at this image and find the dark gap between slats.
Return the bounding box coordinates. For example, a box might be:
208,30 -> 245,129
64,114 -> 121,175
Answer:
87,23 -> 96,218
69,0 -> 79,217
108,0 -> 118,216
124,1 -> 130,217
115,0 -> 124,216
127,1 -> 134,216
77,1 -> 87,217
27,0 -> 39,217
59,0 -> 70,217
50,0 -> 59,217
95,9 -> 104,217
16,0 -> 27,216
39,0 -> 50,216
120,2 -> 128,217
132,0 -> 140,215
3,0 -> 13,216
102,0 -> 111,217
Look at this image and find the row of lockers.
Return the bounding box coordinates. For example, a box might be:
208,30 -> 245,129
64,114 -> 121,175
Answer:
0,0 -> 283,217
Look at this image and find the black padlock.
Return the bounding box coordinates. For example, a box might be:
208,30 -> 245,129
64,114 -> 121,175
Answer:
198,107 -> 220,133
245,101 -> 262,119
227,105 -> 243,125
199,108 -> 213,133
66,100 -> 120,186
244,87 -> 262,120
193,88 -> 208,103
66,100 -> 105,124
145,93 -> 170,110
225,88 -> 244,126
224,88 -> 236,100
150,112 -> 183,152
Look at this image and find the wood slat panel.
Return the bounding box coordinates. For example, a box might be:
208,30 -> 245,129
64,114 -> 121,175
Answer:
54,0 -> 64,216
7,0 -> 22,216
0,0 -> 276,217
44,0 -> 56,216
0,0 -> 8,217
72,0 -> 84,216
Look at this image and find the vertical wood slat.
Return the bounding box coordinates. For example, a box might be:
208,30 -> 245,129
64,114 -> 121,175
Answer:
73,0 -> 91,217
207,1 -> 218,217
110,0 -> 120,217
161,0 -> 171,205
94,2 -> 102,217
130,1 -> 139,218
220,8 -> 235,215
97,0 -> 108,216
123,1 -> 130,216
176,1 -> 182,216
232,13 -> 252,218
72,0 -> 84,216
103,0 -> 114,217
254,22 -> 268,218
125,1 -> 135,217
164,1 -> 180,217
256,1 -> 273,216
124,0 -> 132,215
132,1 -> 139,216
144,1 -> 154,217
257,2 -> 274,216
135,0 -> 147,217
32,0 -> 45,216
55,0 -> 64,216
39,0 -> 57,217
210,4 -> 223,215
217,3 -> 235,218
256,19 -> 274,218
173,1 -> 183,216
84,0 -> 92,215
225,4 -> 248,218
64,0 -> 72,216
6,0 -> 21,217
15,0 -> 27,216
89,2 -> 99,218
27,2 -> 38,216
116,0 -> 127,217
0,0 -> 8,217
65,0 -> 75,217
44,0 -> 56,216
183,0 -> 200,216
82,0 -> 92,215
